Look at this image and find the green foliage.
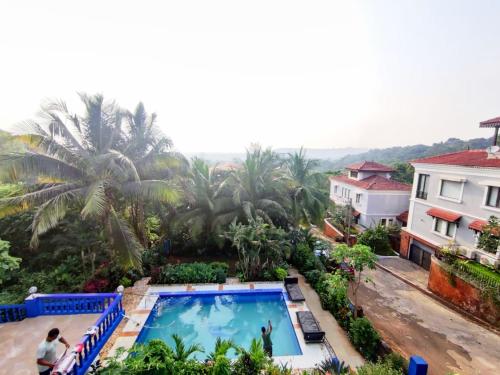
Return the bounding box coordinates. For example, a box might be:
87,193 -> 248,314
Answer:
144,215 -> 161,245
383,353 -> 408,374
331,244 -> 376,317
233,338 -> 270,375
274,267 -> 287,281
357,360 -> 404,375
349,317 -> 380,361
322,136 -> 492,171
225,218 -> 290,281
316,271 -> 349,314
154,262 -> 228,284
291,243 -> 323,274
477,216 -> 499,254
304,269 -> 323,287
316,357 -> 349,374
357,225 -> 394,256
0,239 -> 20,285
391,163 -> 414,184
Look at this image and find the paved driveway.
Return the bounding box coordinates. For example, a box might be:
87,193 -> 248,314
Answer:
357,267 -> 500,375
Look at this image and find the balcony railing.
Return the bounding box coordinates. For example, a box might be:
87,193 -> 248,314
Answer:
416,191 -> 428,200
0,304 -> 27,323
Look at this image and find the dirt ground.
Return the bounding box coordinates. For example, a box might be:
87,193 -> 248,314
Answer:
357,267 -> 500,375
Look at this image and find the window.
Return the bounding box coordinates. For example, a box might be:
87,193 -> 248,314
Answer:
355,193 -> 361,203
434,218 -> 457,238
388,219 -> 394,226
416,174 -> 429,200
439,180 -> 462,201
486,186 -> 500,208
350,171 -> 358,179
334,185 -> 338,195
380,218 -> 387,226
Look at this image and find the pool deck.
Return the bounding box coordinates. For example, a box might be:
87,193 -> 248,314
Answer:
0,314 -> 100,375
105,280 -> 357,370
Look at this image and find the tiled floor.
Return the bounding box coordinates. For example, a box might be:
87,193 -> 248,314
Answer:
106,281 -> 331,369
0,314 -> 100,375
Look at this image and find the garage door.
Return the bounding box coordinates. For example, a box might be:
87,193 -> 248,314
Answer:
409,244 -> 432,270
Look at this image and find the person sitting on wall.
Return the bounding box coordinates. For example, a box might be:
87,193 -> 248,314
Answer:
36,328 -> 70,375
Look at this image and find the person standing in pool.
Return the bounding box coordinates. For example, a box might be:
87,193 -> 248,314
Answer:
261,320 -> 273,357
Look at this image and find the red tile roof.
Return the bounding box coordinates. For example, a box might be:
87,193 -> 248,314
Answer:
412,150 -> 500,168
426,208 -> 461,222
468,219 -> 488,232
468,219 -> 499,235
480,116 -> 500,128
330,175 -> 412,191
397,210 -> 409,224
346,161 -> 394,172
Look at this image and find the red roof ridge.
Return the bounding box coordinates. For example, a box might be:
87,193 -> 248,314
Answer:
330,174 -> 411,191
346,161 -> 394,172
411,149 -> 500,168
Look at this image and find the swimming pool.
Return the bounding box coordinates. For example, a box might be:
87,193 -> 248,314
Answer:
136,290 -> 302,359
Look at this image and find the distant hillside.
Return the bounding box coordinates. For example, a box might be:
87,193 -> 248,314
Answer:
320,137 -> 493,171
187,147 -> 368,163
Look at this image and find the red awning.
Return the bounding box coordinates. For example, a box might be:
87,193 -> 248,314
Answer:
426,208 -> 461,222
352,210 -> 361,218
397,210 -> 409,224
468,219 -> 488,232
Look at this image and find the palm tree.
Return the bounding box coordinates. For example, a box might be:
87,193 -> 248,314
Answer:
171,334 -> 204,361
207,337 -> 235,375
285,147 -> 328,226
222,146 -> 289,225
122,102 -> 188,245
174,158 -> 236,249
0,94 -> 180,268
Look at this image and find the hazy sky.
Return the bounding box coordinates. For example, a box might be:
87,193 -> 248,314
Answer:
1,1 -> 499,153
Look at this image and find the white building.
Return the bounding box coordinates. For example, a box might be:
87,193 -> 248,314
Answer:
329,161 -> 411,228
400,149 -> 500,269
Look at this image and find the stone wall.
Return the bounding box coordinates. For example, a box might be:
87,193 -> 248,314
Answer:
428,258 -> 500,327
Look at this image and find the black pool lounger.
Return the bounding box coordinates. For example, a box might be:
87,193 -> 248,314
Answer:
284,277 -> 305,302
296,311 -> 325,343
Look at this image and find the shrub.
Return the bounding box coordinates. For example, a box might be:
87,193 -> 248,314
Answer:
349,317 -> 380,361
357,225 -> 394,256
304,269 -> 323,287
274,267 -> 288,281
357,360 -> 404,375
154,262 -> 228,284
383,353 -> 408,374
292,243 -> 323,273
317,272 -> 349,315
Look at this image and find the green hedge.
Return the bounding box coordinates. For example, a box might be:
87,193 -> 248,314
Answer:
153,262 -> 228,284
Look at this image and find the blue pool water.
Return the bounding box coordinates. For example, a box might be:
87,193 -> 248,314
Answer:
136,291 -> 302,359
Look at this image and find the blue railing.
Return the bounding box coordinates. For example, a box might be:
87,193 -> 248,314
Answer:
0,304 -> 27,323
73,294 -> 124,375
28,293 -> 117,316
1,293 -> 124,375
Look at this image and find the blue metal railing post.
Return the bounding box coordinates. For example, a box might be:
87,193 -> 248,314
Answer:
25,295 -> 41,318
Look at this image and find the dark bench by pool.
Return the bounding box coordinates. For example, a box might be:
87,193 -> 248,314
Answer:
284,277 -> 305,302
296,311 -> 325,343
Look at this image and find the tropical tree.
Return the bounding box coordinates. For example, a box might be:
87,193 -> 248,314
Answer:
174,158 -> 236,250
225,217 -> 290,280
207,338 -> 235,375
331,244 -> 377,317
222,146 -> 288,225
171,333 -> 204,361
0,239 -> 20,285
0,94 -> 180,268
284,147 -> 328,226
121,102 -> 187,246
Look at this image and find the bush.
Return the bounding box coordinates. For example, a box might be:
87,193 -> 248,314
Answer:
274,267 -> 288,281
383,353 -> 408,374
357,225 -> 394,256
154,262 -> 228,284
304,269 -> 323,287
291,243 -> 323,273
349,317 -> 380,361
357,360 -> 404,375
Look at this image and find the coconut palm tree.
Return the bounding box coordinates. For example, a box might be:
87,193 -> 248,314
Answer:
122,102 -> 188,245
221,146 -> 289,225
0,94 -> 180,268
174,158 -> 236,249
285,147 -> 328,226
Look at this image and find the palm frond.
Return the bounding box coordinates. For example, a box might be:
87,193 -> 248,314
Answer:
122,180 -> 181,204
107,206 -> 143,268
81,181 -> 107,219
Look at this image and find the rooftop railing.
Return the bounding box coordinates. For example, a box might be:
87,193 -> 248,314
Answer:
0,303 -> 27,323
